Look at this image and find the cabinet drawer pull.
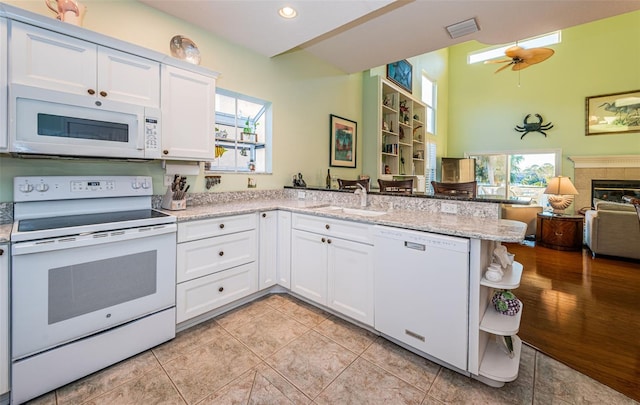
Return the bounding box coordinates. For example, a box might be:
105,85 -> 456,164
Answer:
99,90 -> 108,97
219,251 -> 224,256
405,329 -> 425,342
555,232 -> 563,236
219,224 -> 225,229
218,286 -> 224,292
321,237 -> 326,243
325,224 -> 330,230
87,89 -> 95,95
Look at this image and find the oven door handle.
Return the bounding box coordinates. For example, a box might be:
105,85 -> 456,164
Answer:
11,223 -> 177,255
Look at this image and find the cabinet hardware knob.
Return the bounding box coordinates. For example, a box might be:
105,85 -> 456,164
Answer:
321,237 -> 326,243
219,223 -> 225,229
327,239 -> 332,244
325,224 -> 330,230
218,287 -> 224,292
87,89 -> 95,95
0,248 -> 3,255
555,232 -> 563,236
262,213 -> 266,218
219,251 -> 224,256
99,90 -> 108,97
163,150 -> 169,155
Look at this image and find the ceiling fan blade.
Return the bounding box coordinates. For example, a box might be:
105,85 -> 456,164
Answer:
494,63 -> 514,73
523,48 -> 555,65
484,58 -> 512,64
511,62 -> 532,71
504,45 -> 525,58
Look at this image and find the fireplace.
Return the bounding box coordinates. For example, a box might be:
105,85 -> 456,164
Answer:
591,179 -> 640,207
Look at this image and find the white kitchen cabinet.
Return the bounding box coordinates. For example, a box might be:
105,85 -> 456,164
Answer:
291,214 -> 374,326
258,211 -> 278,289
276,211 -> 292,288
176,214 -> 258,324
0,244 -> 9,396
10,21 -> 160,107
0,17 -> 7,152
161,65 -> 216,161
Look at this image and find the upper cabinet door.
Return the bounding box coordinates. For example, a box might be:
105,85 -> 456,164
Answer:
0,18 -> 7,151
10,21 -> 159,107
161,65 -> 215,161
97,47 -> 159,107
10,21 -> 95,95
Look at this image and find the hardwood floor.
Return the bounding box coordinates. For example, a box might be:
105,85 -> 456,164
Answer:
505,242 -> 640,402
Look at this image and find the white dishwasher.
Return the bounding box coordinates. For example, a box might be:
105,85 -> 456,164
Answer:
373,225 -> 470,371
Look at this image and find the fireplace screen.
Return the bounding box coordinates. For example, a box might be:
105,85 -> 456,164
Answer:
591,180 -> 640,206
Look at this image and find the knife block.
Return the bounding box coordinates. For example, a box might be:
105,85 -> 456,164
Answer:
161,186 -> 186,211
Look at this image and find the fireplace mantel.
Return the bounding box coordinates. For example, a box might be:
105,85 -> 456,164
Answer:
569,155 -> 640,168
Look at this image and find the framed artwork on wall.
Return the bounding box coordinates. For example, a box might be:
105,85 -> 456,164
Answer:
585,89 -> 640,135
387,59 -> 412,93
329,114 -> 357,168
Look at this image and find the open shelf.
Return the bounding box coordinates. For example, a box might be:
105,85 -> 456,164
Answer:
480,300 -> 523,335
478,335 -> 522,383
481,261 -> 522,289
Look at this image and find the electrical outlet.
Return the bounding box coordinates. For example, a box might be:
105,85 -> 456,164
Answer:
441,202 -> 458,214
164,175 -> 173,187
297,191 -> 306,199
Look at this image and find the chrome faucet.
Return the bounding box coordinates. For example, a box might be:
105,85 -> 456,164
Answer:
354,183 -> 367,207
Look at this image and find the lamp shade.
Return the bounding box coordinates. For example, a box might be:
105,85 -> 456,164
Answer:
544,176 -> 578,195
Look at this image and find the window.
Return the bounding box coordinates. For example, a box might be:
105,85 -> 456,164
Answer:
206,88 -> 272,173
467,31 -> 561,64
421,73 -> 436,134
467,151 -> 560,204
425,141 -> 437,193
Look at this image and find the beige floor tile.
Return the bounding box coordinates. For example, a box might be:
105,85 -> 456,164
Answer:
153,318 -> 219,364
315,357 -> 426,405
82,367 -> 185,405
533,351 -> 638,405
215,298 -> 276,330
197,369 -> 253,405
361,338 -> 440,392
314,315 -> 377,355
275,296 -> 329,327
428,344 -> 535,404
261,293 -> 293,309
162,328 -> 261,404
225,309 -> 309,358
266,330 -> 357,399
253,363 -> 312,404
421,396 -> 447,405
56,350 -> 160,405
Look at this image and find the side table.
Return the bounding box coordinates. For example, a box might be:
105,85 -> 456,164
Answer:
536,212 -> 584,251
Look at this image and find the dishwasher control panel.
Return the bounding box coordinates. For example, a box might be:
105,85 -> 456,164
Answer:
373,226 -> 469,253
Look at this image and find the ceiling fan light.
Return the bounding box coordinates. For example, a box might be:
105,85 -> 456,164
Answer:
278,6 -> 297,19
446,18 -> 479,39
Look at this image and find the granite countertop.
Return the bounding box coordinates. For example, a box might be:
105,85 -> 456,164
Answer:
1,198 -> 527,243
162,199 -> 526,242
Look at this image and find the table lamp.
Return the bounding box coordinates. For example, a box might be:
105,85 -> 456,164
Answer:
544,176 -> 579,214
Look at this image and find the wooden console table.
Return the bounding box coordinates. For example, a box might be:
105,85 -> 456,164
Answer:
536,212 -> 584,251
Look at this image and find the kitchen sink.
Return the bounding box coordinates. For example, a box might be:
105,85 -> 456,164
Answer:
314,206 -> 387,217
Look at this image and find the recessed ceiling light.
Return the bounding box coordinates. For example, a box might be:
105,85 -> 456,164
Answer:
278,6 -> 297,19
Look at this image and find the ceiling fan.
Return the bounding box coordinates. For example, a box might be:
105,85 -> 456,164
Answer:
486,45 -> 554,73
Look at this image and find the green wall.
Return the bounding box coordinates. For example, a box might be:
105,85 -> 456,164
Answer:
447,10 -> 640,178
0,0 -> 363,201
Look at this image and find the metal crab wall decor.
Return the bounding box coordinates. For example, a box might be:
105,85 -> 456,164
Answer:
514,114 -> 554,139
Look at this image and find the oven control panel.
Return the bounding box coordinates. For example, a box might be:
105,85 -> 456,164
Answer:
13,176 -> 154,202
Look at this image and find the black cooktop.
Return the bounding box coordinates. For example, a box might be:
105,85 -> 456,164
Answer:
18,210 -> 171,232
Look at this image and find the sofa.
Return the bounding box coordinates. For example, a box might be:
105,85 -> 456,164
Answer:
584,201 -> 640,260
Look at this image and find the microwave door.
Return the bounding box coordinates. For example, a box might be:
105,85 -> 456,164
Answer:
10,86 -> 146,159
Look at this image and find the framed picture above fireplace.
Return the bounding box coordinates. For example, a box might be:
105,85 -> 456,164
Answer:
585,90 -> 640,135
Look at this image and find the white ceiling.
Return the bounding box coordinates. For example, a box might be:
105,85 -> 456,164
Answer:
139,0 -> 640,73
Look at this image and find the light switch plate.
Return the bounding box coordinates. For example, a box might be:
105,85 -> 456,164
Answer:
441,202 -> 458,214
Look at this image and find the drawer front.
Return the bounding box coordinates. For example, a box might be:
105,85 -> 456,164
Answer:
292,213 -> 373,245
178,214 -> 257,242
177,230 -> 257,282
542,220 -> 580,247
176,262 -> 258,323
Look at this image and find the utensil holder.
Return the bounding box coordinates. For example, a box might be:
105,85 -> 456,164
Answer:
161,186 -> 186,211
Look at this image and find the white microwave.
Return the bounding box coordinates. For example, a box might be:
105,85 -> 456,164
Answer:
9,85 -> 161,160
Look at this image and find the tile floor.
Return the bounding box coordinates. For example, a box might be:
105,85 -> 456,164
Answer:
26,294 -> 637,405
